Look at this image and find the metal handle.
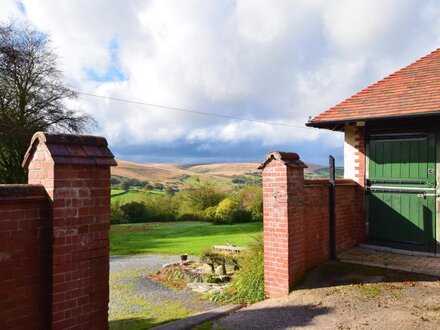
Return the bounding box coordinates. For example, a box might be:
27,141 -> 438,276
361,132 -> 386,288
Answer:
417,192 -> 440,198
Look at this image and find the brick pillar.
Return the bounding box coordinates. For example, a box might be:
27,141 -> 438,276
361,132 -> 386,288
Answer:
258,151 -> 307,298
344,122 -> 366,187
22,132 -> 117,330
344,123 -> 366,243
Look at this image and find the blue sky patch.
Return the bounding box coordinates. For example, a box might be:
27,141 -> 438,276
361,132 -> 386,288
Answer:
85,38 -> 125,82
15,1 -> 25,14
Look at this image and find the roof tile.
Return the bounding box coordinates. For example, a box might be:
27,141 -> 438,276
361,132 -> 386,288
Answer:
22,132 -> 117,168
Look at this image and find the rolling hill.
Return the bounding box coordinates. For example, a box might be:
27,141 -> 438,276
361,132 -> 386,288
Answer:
112,159 -> 343,189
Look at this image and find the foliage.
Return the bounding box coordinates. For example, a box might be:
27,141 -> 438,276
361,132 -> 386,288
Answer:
214,197 -> 239,224
177,212 -> 204,222
110,201 -> 127,224
211,234 -> 265,304
119,201 -> 148,223
143,194 -> 178,221
200,250 -> 226,273
231,173 -> 262,187
111,176 -> 122,185
203,206 -> 218,222
165,186 -> 177,196
111,179 -> 262,224
230,209 -> 253,223
149,267 -> 188,290
236,185 -> 263,221
110,221 -> 263,256
180,180 -> 225,212
0,21 -> 94,183
119,180 -> 130,191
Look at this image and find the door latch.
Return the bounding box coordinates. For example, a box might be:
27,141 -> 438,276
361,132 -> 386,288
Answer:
417,192 -> 440,199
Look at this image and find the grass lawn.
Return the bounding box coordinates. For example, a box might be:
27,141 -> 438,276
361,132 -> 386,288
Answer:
110,221 -> 263,256
111,189 -> 164,204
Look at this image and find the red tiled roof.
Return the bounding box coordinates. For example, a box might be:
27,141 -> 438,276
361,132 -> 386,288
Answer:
308,48 -> 440,127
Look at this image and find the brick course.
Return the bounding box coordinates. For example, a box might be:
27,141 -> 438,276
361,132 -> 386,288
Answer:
0,185 -> 50,330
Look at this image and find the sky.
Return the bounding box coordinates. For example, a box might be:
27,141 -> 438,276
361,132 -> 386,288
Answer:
2,0 -> 440,165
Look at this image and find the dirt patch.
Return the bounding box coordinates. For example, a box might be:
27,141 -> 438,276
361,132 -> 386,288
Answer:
215,261 -> 440,329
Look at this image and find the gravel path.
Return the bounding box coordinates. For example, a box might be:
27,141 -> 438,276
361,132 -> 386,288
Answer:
109,254 -> 218,315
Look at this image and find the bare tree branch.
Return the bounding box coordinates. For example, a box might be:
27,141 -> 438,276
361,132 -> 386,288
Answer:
0,21 -> 96,183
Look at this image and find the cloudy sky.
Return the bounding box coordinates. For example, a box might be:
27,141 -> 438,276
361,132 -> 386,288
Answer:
2,0 -> 440,164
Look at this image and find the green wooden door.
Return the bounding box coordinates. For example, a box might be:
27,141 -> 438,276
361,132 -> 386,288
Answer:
367,132 -> 436,252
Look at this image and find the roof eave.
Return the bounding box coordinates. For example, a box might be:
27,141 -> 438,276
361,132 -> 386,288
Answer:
306,110 -> 440,131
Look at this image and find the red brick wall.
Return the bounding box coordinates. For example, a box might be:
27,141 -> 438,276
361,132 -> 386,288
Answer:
0,132 -> 115,329
261,153 -> 365,298
0,185 -> 50,329
303,179 -> 364,270
48,164 -> 111,330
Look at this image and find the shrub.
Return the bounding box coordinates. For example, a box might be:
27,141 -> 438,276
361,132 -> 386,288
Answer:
203,206 -> 218,222
119,201 -> 148,223
210,234 -> 265,304
237,185 -> 263,221
180,180 -> 225,211
177,212 -> 204,222
110,201 -> 127,224
214,197 -> 239,224
119,180 -> 130,191
230,209 -> 253,223
143,194 -> 178,221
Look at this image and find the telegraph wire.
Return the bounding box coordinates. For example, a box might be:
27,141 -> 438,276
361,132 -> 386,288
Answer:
77,91 -> 313,129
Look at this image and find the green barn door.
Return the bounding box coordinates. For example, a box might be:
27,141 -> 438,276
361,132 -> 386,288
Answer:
367,132 -> 436,252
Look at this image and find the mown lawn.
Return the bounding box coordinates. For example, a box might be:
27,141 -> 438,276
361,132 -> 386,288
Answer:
110,221 -> 263,256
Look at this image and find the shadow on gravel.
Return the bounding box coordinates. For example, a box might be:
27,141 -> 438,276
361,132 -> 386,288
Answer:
295,261 -> 438,290
109,317 -> 179,330
218,304 -> 332,329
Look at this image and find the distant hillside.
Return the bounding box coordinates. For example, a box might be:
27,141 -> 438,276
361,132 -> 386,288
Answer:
112,159 -> 343,189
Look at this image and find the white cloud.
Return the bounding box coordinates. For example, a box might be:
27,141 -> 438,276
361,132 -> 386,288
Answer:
3,0 -> 440,161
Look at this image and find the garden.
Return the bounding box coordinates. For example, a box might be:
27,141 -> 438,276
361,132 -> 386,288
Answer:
109,179 -> 265,329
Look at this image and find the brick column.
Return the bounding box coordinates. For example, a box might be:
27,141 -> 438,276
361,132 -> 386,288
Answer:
258,151 -> 307,298
344,122 -> 366,187
22,132 -> 117,330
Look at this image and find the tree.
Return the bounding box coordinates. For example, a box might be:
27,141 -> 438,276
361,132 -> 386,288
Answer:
0,21 -> 94,183
181,180 -> 225,211
236,185 -> 263,221
119,180 -> 130,191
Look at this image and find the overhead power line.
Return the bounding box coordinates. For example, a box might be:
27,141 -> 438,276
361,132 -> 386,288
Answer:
77,91 -> 312,129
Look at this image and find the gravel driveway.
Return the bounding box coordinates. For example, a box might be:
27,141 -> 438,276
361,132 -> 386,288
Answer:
109,255 -> 218,329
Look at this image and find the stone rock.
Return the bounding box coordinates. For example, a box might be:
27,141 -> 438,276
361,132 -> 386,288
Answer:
199,263 -> 214,274
187,282 -> 229,294
215,265 -> 226,275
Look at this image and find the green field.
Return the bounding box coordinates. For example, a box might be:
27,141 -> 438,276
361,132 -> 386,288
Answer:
110,221 -> 263,256
111,189 -> 163,204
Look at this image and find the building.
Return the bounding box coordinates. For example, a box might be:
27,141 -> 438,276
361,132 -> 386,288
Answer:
307,48 -> 440,254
